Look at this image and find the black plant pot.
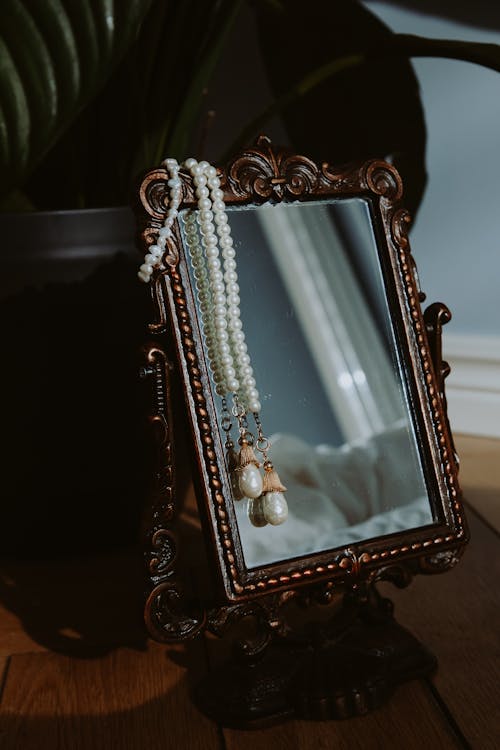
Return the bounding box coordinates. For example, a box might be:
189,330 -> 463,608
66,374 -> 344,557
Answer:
0,208 -> 152,557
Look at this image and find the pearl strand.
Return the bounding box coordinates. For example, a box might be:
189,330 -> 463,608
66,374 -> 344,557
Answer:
137,157 -> 261,413
204,165 -> 261,415
137,156 -> 288,526
137,158 -> 182,283
182,210 -> 226,396
185,158 -> 241,396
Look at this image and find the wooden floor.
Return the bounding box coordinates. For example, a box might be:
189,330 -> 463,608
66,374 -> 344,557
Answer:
455,434 -> 500,532
0,436 -> 499,749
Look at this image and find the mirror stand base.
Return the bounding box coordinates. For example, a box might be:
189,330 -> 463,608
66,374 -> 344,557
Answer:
194,586 -> 437,729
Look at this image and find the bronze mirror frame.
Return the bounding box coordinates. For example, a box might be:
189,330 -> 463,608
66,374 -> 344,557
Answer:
136,138 -> 468,718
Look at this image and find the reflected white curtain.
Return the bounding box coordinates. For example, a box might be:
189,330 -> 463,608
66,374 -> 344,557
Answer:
256,203 -> 403,442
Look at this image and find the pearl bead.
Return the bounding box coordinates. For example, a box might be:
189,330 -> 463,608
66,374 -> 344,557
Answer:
210,272 -> 223,285
138,270 -> 149,282
227,377 -> 239,392
145,253 -> 157,264
199,160 -> 210,171
167,177 -> 181,188
140,263 -> 153,274
212,188 -> 224,201
262,492 -> 288,525
196,186 -> 209,199
248,400 -> 261,413
184,158 -> 197,168
198,198 -> 211,210
158,226 -> 170,238
206,165 -> 217,178
247,497 -> 268,528
239,464 -> 263,499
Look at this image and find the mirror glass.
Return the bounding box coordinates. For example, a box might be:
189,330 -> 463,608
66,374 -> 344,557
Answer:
182,198 -> 434,569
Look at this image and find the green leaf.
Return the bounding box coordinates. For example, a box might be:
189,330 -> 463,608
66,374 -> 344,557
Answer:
21,0 -> 243,209
0,0 -> 153,197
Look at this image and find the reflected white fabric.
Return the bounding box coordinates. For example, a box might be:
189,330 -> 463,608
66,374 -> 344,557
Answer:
235,420 -> 432,568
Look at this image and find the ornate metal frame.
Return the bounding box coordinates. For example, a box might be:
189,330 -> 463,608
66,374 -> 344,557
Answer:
136,136 -> 468,644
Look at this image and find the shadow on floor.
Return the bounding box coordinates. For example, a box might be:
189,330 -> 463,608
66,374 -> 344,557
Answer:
0,644 -> 219,750
0,547 -> 147,658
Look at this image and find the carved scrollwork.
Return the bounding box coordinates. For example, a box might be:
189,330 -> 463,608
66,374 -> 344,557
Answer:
424,302 -> 453,396
391,207 -> 412,250
370,562 -> 416,590
423,301 -> 458,468
207,588 -> 318,660
148,528 -> 176,577
145,580 -> 206,642
419,548 -> 463,574
142,341 -> 206,642
138,168 -> 193,219
225,134 -> 319,200
363,159 -> 404,202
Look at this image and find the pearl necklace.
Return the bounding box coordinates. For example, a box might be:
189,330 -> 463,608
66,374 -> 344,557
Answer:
138,158 -> 288,527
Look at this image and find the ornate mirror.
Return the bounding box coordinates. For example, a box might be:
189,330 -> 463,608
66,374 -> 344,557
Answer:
136,136 -> 468,726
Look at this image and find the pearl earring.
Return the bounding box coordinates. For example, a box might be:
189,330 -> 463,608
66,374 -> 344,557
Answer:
138,157 -> 288,527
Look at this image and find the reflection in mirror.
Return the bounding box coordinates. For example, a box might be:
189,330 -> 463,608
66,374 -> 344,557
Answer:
182,198 -> 433,568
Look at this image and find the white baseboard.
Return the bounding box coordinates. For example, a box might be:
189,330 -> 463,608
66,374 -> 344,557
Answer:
443,333 -> 500,439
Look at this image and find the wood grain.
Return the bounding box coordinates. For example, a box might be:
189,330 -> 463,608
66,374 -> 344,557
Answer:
455,434 -> 500,532
224,681 -> 461,750
0,641 -> 221,750
382,506 -> 500,749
